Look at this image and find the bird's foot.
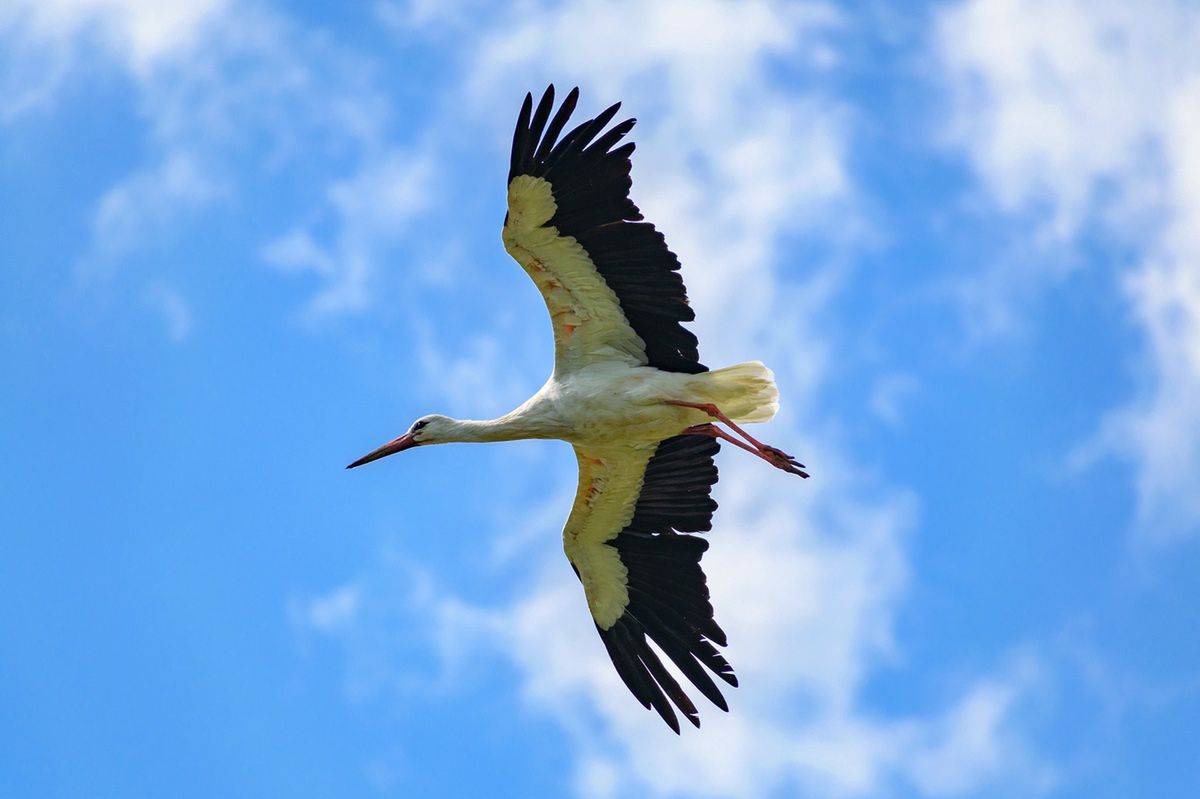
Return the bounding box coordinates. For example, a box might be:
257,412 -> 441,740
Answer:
682,423 -> 808,479
758,444 -> 809,478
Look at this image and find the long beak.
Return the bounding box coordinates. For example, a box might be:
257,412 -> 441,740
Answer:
346,432 -> 419,469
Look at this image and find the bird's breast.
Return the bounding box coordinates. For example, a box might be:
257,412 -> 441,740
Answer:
548,366 -> 699,447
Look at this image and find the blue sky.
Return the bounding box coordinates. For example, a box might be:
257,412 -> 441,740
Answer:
2,1 -> 1199,797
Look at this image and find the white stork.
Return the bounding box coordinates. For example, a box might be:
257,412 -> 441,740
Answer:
348,86 -> 807,732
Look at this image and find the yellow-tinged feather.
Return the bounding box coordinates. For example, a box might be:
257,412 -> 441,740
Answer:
503,175 -> 647,373
563,444 -> 655,628
502,178 -> 782,629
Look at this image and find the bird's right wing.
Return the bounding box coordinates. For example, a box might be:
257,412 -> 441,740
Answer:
562,432 -> 735,733
503,85 -> 706,376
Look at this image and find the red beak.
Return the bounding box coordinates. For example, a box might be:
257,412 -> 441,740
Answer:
346,432 -> 419,469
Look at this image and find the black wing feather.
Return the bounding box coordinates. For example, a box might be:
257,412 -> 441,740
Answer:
509,85 -> 706,374
592,431 -> 734,731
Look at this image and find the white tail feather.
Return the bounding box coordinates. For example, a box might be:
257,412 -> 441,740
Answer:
697,361 -> 779,423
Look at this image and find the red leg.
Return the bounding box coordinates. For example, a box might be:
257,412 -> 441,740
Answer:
667,400 -> 774,450
672,400 -> 811,475
682,423 -> 809,478
683,423 -> 760,457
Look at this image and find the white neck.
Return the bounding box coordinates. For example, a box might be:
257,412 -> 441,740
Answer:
437,412 -> 556,444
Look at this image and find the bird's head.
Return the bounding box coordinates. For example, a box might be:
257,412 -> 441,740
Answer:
346,414 -> 454,469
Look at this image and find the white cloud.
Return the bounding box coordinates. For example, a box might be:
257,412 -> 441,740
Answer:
291,554 -> 507,703
410,326 -> 537,419
262,151 -> 435,319
142,281 -> 193,341
374,0 -> 493,34
4,0 -> 415,325
935,0 -> 1196,239
869,373 -> 920,427
295,582 -> 362,633
299,506 -> 1050,798
905,658 -> 1054,796
490,471 -> 914,798
0,19 -> 72,120
88,150 -> 226,266
936,0 -> 1200,540
1085,77 -> 1200,542
13,0 -> 226,73
468,466 -> 1049,799
259,229 -> 336,278
0,0 -> 226,117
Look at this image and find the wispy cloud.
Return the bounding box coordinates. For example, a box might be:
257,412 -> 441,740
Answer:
262,150 -> 435,320
934,0 -> 1192,239
88,150 -> 226,270
1087,77 -> 1200,542
869,373 -> 920,427
902,656 -> 1054,797
141,281 -> 193,341
5,0 -> 410,331
0,0 -> 227,117
936,0 -> 1200,541
476,474 -> 1050,799
297,509 -> 1052,798
13,0 -> 226,73
293,581 -> 362,634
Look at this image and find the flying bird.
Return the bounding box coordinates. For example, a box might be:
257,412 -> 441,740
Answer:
348,86 -> 807,732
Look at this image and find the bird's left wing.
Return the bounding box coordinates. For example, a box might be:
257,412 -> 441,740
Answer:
563,433 -> 735,732
503,85 -> 706,375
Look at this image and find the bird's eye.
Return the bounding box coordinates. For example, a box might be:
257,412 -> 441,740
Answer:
412,420 -> 428,431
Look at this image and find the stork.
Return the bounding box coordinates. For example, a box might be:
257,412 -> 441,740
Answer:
348,86 -> 807,732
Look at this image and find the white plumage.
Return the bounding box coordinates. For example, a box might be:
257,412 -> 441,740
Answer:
348,86 -> 806,732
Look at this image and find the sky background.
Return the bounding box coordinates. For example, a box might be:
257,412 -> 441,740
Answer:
3,1 -> 1199,797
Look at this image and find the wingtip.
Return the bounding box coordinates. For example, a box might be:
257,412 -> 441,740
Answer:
564,86 -> 581,111
656,699 -> 682,734
652,694 -> 682,734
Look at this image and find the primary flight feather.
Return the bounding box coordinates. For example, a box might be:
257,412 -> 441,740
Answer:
349,86 -> 807,733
